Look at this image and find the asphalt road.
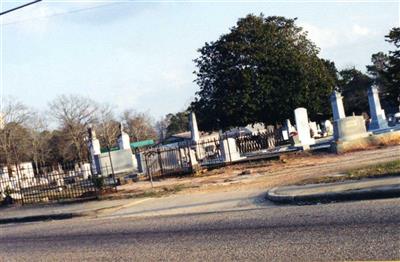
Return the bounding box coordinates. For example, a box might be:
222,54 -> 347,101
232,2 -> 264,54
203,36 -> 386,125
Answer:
1,198 -> 399,261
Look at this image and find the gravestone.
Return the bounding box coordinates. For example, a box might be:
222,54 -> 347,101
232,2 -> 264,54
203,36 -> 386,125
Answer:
367,85 -> 388,130
309,121 -> 318,138
294,108 -> 315,148
330,90 -> 346,121
324,120 -> 334,136
334,116 -> 368,141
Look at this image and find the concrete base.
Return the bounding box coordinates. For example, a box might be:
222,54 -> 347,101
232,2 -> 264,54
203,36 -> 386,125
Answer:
369,115 -> 389,131
332,129 -> 400,153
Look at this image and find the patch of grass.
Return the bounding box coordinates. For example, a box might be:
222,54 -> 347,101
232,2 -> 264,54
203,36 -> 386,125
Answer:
295,160 -> 400,185
347,160 -> 400,178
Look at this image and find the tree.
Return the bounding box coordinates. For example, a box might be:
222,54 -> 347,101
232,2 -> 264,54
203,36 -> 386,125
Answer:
337,68 -> 373,115
27,112 -> 52,171
165,111 -> 189,137
49,95 -> 99,163
121,110 -> 157,142
191,14 -> 335,131
95,104 -> 119,148
155,117 -> 170,142
0,99 -> 32,171
384,27 -> 400,109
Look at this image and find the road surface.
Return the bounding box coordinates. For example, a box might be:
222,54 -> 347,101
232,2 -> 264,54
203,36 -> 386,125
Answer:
1,197 -> 399,261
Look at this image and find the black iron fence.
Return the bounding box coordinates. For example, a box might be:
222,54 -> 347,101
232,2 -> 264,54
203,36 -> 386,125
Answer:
193,138 -> 225,165
234,127 -> 289,154
141,128 -> 292,179
0,163 -> 117,205
143,145 -> 193,178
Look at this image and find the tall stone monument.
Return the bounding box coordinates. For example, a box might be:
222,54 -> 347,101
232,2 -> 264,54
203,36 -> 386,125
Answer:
189,112 -> 200,143
88,126 -> 101,174
294,108 -> 315,148
367,85 -> 388,130
118,123 -> 131,150
330,90 -> 346,121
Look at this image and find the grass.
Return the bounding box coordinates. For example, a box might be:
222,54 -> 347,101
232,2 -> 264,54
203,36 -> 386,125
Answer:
295,160 -> 400,185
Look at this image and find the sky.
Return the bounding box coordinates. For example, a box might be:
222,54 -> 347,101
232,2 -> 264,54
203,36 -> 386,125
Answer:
1,0 -> 399,120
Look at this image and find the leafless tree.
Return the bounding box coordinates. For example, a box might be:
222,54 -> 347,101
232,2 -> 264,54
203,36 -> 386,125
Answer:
120,109 -> 157,142
95,104 -> 119,148
49,95 -> 99,163
27,112 -> 52,172
155,116 -> 170,142
0,98 -> 32,173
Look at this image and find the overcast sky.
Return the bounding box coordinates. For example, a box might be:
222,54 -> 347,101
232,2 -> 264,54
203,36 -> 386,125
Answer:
1,0 -> 399,119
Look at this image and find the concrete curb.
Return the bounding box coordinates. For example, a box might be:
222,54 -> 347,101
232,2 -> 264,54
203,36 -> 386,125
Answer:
0,212 -> 90,225
266,185 -> 400,204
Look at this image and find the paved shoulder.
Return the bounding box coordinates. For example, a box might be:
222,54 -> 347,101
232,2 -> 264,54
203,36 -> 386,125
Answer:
266,176 -> 400,204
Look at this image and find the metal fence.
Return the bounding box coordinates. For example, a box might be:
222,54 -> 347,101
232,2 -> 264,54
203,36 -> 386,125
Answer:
0,163 -> 117,205
235,128 -> 289,154
141,127 -> 292,179
143,146 -> 193,178
193,138 -> 225,166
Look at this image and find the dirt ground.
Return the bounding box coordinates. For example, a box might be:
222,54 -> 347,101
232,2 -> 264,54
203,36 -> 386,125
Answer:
111,145 -> 400,198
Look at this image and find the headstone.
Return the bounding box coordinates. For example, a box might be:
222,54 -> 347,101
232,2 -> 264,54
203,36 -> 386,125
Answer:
118,123 -> 131,150
367,85 -> 388,130
309,121 -> 318,138
334,116 -> 369,141
330,90 -> 346,121
324,120 -> 334,136
189,112 -> 200,143
294,108 -> 315,148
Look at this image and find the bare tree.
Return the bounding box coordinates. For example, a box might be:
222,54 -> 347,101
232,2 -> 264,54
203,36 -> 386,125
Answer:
0,98 -> 32,172
95,104 -> 119,148
27,112 -> 52,172
49,95 -> 99,163
155,116 -> 170,142
120,109 -> 157,142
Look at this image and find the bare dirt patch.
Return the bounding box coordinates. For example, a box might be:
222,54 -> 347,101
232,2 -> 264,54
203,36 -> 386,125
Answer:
108,145 -> 400,199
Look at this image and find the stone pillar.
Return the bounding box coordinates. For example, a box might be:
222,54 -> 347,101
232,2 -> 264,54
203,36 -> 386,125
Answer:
118,123 -> 131,150
294,108 -> 315,149
88,127 -> 101,175
330,90 -> 346,121
189,112 -> 200,143
367,85 -> 388,130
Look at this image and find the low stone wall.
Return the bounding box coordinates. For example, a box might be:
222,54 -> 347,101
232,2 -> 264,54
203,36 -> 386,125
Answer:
332,129 -> 400,153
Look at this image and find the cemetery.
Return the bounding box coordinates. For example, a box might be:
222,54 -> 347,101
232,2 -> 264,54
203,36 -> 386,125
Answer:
0,81 -> 399,205
87,84 -> 400,184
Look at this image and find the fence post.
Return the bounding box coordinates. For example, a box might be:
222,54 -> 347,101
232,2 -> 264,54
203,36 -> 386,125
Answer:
144,154 -> 154,188
107,146 -> 115,178
157,149 -> 163,175
178,146 -> 184,169
14,164 -> 24,205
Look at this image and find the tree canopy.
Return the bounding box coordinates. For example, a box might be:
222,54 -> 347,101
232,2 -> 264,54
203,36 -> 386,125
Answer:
191,14 -> 335,131
384,27 -> 400,108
